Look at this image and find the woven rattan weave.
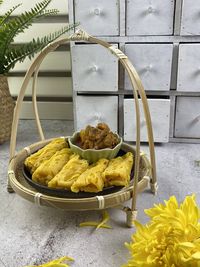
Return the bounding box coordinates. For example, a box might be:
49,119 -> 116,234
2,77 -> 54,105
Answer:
0,75 -> 15,144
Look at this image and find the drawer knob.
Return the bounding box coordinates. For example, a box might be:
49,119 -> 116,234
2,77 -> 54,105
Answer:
94,113 -> 102,121
145,64 -> 153,72
147,6 -> 156,14
193,115 -> 200,123
90,64 -> 99,72
93,8 -> 101,15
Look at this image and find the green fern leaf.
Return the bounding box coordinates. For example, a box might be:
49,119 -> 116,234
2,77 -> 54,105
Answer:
0,4 -> 22,26
0,0 -> 79,74
2,23 -> 78,73
0,0 -> 52,64
37,9 -> 59,17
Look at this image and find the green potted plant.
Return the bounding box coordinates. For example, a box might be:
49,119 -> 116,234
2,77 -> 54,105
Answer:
0,0 -> 77,144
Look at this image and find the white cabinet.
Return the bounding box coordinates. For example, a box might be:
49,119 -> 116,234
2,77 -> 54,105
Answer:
180,0 -> 200,35
126,0 -> 174,35
175,97 -> 200,138
74,96 -> 118,132
71,44 -> 118,92
124,99 -> 170,142
177,44 -> 200,92
69,0 -> 200,143
74,0 -> 119,36
125,44 -> 173,91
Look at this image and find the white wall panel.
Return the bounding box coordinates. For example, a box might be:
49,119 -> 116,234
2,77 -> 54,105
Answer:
1,0 -> 72,120
11,51 -> 71,72
0,0 -> 68,15
14,23 -> 69,43
20,101 -> 73,120
8,77 -> 72,97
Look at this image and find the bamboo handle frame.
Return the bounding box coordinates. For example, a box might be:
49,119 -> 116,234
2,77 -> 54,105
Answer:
8,29 -> 157,212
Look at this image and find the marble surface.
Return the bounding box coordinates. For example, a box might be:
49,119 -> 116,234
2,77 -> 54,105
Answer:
0,120 -> 200,267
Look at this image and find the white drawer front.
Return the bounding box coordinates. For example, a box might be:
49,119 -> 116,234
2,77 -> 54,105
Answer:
125,44 -> 173,91
175,97 -> 200,138
75,96 -> 118,132
124,99 -> 170,142
74,0 -> 119,36
177,44 -> 200,92
72,44 -> 118,92
126,0 -> 174,35
181,0 -> 200,35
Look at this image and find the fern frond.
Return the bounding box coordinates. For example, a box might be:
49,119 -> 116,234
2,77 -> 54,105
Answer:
0,4 -> 22,26
37,9 -> 59,18
2,23 -> 78,73
0,0 -> 52,63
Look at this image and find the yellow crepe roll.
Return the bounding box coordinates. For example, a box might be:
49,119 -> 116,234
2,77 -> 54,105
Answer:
71,159 -> 109,193
48,154 -> 89,189
32,148 -> 72,185
24,138 -> 68,173
103,152 -> 133,187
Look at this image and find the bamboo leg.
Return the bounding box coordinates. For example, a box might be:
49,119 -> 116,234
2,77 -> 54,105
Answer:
7,180 -> 14,192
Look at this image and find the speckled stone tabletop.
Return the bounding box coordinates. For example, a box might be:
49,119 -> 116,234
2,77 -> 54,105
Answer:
0,120 -> 200,267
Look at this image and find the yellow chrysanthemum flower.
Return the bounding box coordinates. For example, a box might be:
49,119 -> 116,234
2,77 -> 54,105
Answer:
122,195 -> 200,267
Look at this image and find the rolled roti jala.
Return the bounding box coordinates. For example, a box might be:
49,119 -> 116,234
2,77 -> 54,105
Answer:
103,152 -> 133,187
71,158 -> 109,193
32,148 -> 72,185
24,138 -> 68,173
48,154 -> 89,189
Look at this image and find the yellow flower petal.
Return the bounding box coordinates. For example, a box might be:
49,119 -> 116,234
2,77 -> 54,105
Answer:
79,210 -> 112,229
191,252 -> 200,260
24,257 -> 74,267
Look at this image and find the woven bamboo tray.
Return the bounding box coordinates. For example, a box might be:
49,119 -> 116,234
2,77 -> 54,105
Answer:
8,29 -> 158,227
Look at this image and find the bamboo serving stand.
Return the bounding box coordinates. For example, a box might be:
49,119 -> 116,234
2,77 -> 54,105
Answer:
8,29 -> 158,227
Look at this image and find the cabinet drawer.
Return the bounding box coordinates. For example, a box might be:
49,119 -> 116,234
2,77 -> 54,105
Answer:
175,97 -> 200,138
74,96 -> 118,132
74,0 -> 119,36
126,0 -> 174,35
71,44 -> 118,92
180,0 -> 200,35
124,44 -> 173,91
124,99 -> 170,142
177,44 -> 200,92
